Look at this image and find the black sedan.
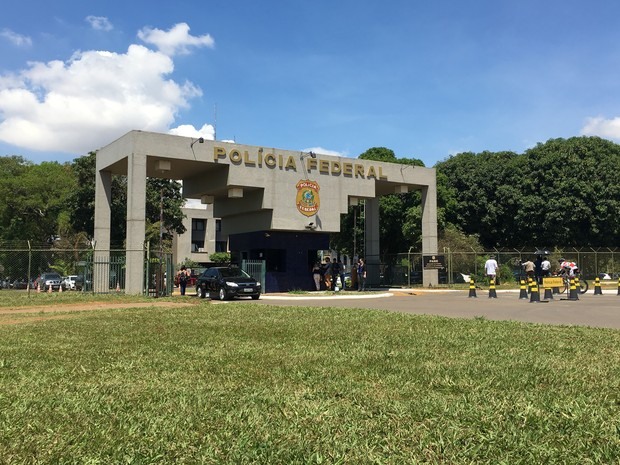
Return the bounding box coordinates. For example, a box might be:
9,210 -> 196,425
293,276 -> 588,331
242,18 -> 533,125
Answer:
196,266 -> 261,300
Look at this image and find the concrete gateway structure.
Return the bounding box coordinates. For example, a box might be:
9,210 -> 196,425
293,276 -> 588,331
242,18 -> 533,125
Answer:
94,130 -> 438,294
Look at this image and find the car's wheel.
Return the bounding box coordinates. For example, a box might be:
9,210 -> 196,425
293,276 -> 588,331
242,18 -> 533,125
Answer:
251,294 -> 260,300
218,288 -> 227,301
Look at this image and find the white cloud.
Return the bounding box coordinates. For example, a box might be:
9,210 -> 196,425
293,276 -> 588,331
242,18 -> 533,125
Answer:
0,29 -> 32,47
86,16 -> 113,32
169,123 -> 215,140
304,146 -> 346,157
0,37 -> 210,154
138,23 -> 214,56
581,116 -> 620,140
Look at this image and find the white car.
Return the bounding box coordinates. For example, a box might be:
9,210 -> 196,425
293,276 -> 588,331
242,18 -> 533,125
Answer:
63,275 -> 80,290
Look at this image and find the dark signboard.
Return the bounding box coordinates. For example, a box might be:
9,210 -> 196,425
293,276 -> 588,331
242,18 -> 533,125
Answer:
423,255 -> 445,271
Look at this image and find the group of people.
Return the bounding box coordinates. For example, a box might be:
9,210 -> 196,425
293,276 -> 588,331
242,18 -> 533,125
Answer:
484,254 -> 580,285
312,257 -> 367,291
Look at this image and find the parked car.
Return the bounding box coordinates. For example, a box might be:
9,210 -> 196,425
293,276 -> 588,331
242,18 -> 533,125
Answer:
35,272 -> 65,291
63,275 -> 83,290
196,266 -> 261,300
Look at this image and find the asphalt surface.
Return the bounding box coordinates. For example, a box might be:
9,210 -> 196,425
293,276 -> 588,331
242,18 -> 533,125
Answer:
253,288 -> 620,330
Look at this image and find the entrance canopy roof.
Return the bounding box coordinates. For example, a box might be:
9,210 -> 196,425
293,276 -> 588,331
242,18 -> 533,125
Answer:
97,130 -> 436,234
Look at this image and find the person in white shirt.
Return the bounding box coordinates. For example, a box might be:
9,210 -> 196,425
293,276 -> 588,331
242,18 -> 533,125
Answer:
541,257 -> 551,278
484,255 -> 499,284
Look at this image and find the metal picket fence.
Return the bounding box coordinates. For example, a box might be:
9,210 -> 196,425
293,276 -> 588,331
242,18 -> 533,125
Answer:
0,242 -> 173,295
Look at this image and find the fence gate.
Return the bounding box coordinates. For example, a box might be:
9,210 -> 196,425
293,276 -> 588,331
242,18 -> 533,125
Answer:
242,259 -> 266,291
145,251 -> 173,297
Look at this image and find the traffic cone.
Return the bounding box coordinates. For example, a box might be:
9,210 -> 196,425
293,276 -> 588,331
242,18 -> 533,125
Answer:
116,282 -> 121,293
36,281 -> 41,293
519,279 -> 528,299
59,284 -> 63,293
543,282 -> 553,300
567,277 -> 579,300
48,283 -> 52,293
529,281 -> 541,303
488,278 -> 497,298
593,277 -> 602,295
468,278 -> 477,298
527,277 -> 534,294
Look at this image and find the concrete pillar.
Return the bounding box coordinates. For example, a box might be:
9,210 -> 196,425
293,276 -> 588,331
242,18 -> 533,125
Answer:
421,182 -> 439,286
93,169 -> 112,293
126,152 -> 147,294
364,198 -> 381,286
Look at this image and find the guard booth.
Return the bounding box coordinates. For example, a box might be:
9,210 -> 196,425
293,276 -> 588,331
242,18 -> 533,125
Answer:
93,130 -> 438,294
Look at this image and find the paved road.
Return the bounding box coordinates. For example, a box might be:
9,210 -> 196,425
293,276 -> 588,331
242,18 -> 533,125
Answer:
254,289 -> 620,329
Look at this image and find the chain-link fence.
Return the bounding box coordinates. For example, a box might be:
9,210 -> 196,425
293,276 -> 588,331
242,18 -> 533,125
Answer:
367,247 -> 620,287
0,242 -> 173,295
2,242 -> 618,292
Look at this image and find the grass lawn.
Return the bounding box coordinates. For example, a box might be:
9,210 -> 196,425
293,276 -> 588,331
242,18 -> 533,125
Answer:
1,299 -> 620,464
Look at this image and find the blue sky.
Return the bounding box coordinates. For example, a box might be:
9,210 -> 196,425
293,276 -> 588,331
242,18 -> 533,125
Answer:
2,0 -> 620,167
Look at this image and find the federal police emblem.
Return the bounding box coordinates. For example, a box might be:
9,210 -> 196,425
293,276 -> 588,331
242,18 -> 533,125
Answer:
296,179 -> 320,217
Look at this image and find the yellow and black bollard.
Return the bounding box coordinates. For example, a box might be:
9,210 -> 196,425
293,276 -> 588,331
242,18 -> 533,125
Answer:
468,278 -> 477,298
594,277 -> 603,295
543,282 -> 553,300
529,281 -> 541,303
567,277 -> 579,301
519,279 -> 528,299
488,278 -> 497,298
617,277 -> 620,296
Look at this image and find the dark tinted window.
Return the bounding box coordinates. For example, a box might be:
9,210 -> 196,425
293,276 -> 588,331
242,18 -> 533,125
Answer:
219,268 -> 250,278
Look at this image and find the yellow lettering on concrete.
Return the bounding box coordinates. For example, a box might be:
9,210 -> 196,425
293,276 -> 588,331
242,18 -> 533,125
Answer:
243,151 -> 255,165
319,160 -> 330,173
258,148 -> 263,166
367,166 -> 377,178
264,153 -> 276,167
285,156 -> 297,170
278,154 -> 284,168
355,164 -> 365,178
342,162 -> 353,176
230,150 -> 242,164
378,166 -> 387,180
331,161 -> 341,175
214,146 -> 226,161
307,159 -> 318,171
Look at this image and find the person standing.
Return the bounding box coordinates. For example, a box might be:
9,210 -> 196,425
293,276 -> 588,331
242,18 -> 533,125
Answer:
522,259 -> 535,280
484,255 -> 499,284
177,266 -> 189,296
338,259 -> 346,290
322,257 -> 332,290
541,256 -> 551,280
311,261 -> 322,291
331,259 -> 341,291
357,258 -> 367,291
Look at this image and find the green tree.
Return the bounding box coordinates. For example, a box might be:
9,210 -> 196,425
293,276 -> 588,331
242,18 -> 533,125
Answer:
331,147 -> 425,259
0,157 -> 76,243
68,152 -> 186,248
436,137 -> 620,248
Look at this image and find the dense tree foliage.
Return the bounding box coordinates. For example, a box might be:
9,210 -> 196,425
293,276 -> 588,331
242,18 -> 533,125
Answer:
437,136 -> 620,248
0,152 -> 185,249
